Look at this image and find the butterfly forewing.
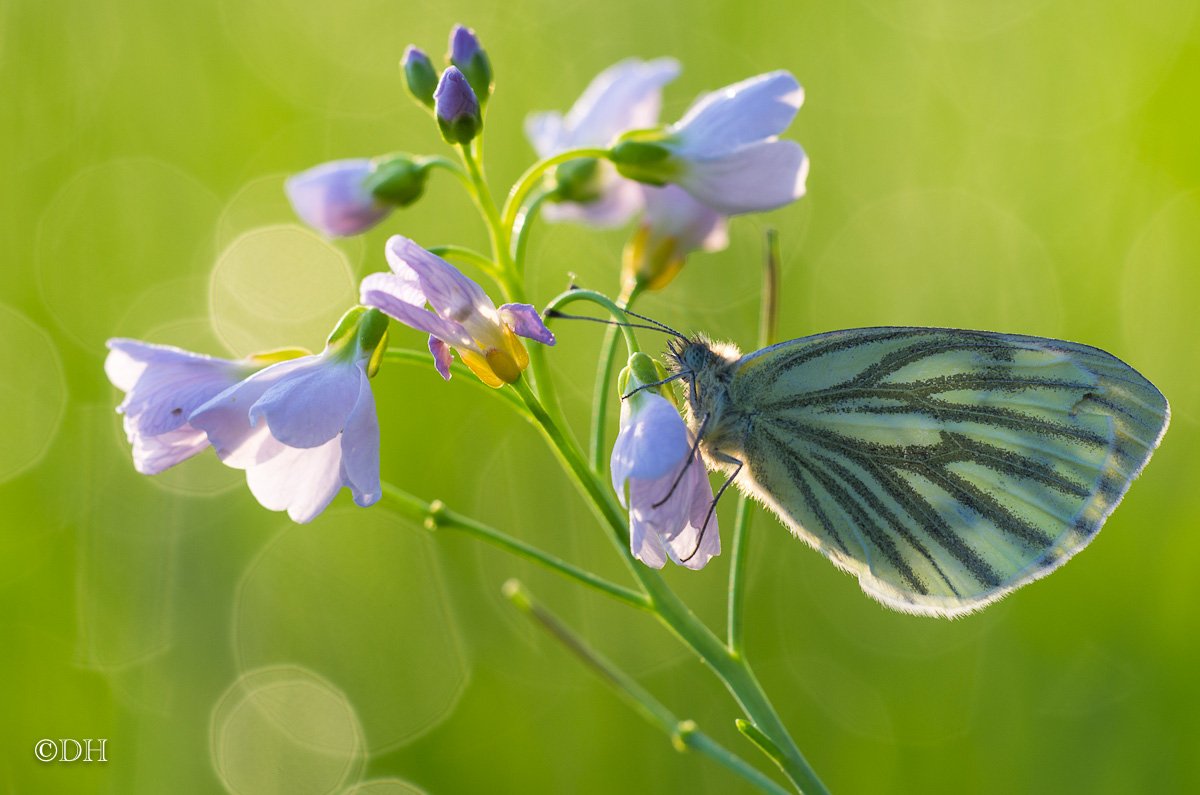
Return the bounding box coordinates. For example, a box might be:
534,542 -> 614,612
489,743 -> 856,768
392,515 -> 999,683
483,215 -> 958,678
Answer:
730,328 -> 1169,616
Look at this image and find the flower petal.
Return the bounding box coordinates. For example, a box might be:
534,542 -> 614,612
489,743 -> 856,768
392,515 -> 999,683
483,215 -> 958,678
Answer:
361,272 -> 476,350
248,357 -> 361,449
105,338 -> 250,437
610,394 -> 690,487
384,235 -> 495,322
560,57 -> 681,149
189,357 -> 312,468
629,508 -> 669,569
641,184 -> 729,254
498,303 -> 555,346
428,335 -> 454,380
675,139 -> 808,215
129,424 -> 212,475
665,461 -> 720,570
245,435 -> 344,523
285,159 -> 392,237
672,71 -> 803,157
339,363 -> 381,508
524,110 -> 566,158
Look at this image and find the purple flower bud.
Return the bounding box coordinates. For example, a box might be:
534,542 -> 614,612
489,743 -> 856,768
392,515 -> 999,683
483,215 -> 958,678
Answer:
402,45 -> 438,109
447,24 -> 493,101
433,67 -> 481,145
448,24 -> 481,65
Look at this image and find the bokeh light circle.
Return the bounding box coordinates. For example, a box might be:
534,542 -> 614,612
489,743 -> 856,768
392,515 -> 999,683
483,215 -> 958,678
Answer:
0,305 -> 66,483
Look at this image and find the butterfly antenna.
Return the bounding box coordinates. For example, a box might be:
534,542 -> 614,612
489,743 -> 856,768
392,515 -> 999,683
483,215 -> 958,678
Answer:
680,459 -> 743,564
650,414 -> 710,508
543,309 -> 679,336
622,309 -> 687,340
621,371 -> 686,400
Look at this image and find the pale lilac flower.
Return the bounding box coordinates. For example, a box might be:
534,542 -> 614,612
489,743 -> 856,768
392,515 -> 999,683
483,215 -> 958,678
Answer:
610,391 -> 719,570
104,339 -> 262,475
188,308 -> 388,524
624,184 -> 729,291
525,57 -> 680,227
285,159 -> 392,237
434,67 -> 482,145
613,71 -> 808,216
360,236 -> 554,388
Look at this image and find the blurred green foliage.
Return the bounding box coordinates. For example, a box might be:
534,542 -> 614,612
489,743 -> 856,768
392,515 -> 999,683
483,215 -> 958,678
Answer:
2,0 -> 1199,792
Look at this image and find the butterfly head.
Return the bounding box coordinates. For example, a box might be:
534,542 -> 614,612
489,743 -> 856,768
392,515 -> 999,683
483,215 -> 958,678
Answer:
665,334 -> 742,414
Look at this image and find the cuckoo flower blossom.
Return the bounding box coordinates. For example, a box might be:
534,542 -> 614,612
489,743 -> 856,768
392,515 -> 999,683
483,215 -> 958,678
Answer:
610,356 -> 719,570
525,57 -> 680,227
623,184 -> 729,292
286,155 -> 432,238
105,340 -> 268,475
612,70 -> 808,216
286,159 -> 391,237
360,236 -> 554,387
188,308 -> 388,524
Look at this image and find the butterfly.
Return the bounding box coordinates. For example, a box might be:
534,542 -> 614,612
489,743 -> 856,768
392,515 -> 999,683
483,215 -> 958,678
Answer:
660,326 -> 1170,617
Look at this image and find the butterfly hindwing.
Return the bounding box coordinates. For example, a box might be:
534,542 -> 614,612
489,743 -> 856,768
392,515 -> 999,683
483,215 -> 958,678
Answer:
729,327 -> 1169,616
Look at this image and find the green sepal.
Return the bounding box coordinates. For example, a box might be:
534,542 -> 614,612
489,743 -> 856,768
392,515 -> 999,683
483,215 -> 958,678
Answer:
548,157 -> 602,204
364,154 -> 431,207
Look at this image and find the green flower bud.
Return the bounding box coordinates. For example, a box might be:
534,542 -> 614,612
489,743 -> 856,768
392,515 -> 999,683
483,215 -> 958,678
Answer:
364,153 -> 431,208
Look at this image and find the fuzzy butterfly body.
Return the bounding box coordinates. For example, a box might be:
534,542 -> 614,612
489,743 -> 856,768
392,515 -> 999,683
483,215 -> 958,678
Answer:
666,327 -> 1170,617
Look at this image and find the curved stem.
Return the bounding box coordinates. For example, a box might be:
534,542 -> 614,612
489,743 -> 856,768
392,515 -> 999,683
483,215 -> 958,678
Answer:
427,245 -> 500,277
587,283 -> 640,474
541,288 -> 641,357
381,483 -> 649,610
510,188 -> 550,278
421,155 -> 475,195
506,580 -> 793,795
458,144 -> 568,433
501,148 -> 613,237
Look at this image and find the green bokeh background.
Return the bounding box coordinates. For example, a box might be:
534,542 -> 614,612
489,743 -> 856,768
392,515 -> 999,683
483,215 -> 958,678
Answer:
3,0 -> 1199,792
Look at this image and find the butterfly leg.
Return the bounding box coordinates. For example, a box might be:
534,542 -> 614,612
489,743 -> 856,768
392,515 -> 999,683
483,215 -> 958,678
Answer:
651,413 -> 710,508
680,452 -> 743,563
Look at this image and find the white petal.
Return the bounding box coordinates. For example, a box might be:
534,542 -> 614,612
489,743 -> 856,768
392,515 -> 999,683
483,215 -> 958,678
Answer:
629,510 -> 668,569
245,436 -> 344,523
665,462 -> 720,570
129,424 -> 211,475
361,272 -> 476,349
676,139 -> 808,215
672,71 -> 803,157
641,184 -> 730,255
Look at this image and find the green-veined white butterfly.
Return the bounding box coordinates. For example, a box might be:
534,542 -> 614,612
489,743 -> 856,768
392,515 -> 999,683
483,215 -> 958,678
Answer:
661,326 -> 1169,617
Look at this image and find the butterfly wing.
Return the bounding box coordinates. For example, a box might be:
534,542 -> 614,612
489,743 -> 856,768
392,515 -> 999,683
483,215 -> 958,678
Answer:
730,327 -> 1169,616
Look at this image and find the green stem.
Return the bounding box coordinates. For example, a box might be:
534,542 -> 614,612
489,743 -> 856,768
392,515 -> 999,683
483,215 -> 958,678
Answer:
505,580 -> 793,795
510,375 -> 830,795
510,188 -> 549,278
737,720 -> 807,794
587,283 -> 640,474
383,348 -> 528,416
727,497 -> 753,657
381,483 -> 649,611
427,245 -> 500,277
421,155 -> 475,195
459,144 -> 568,433
541,288 -> 641,357
501,147 -> 613,237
